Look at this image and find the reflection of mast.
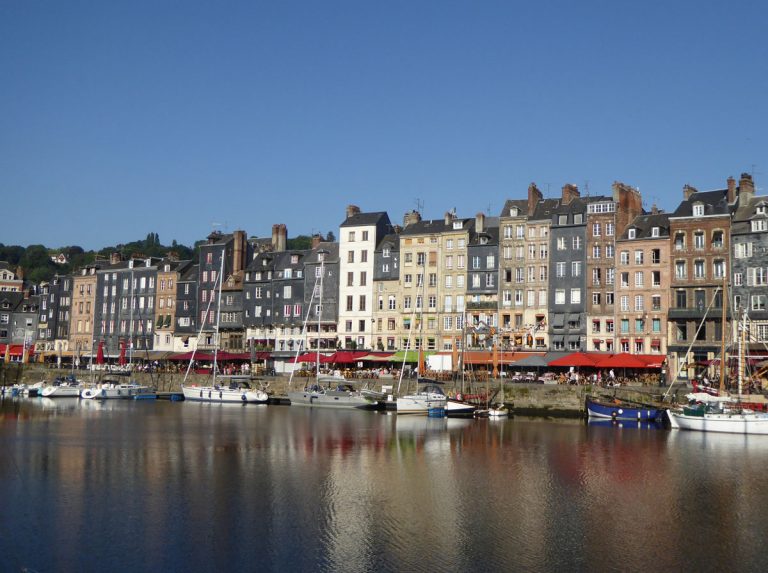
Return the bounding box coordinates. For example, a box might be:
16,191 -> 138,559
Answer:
316,249 -> 328,378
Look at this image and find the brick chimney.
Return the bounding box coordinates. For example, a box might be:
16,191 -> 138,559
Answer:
444,211 -> 454,225
726,176 -> 737,204
233,230 -> 246,273
110,252 -> 122,265
683,184 -> 698,200
527,183 -> 543,215
311,234 -> 323,249
561,184 -> 580,205
403,210 -> 421,227
271,224 -> 287,252
739,173 -> 755,200
345,205 -> 361,220
475,212 -> 485,234
651,204 -> 659,215
612,181 -> 643,235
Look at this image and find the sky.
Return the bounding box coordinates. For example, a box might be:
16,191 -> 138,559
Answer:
1,0 -> 766,251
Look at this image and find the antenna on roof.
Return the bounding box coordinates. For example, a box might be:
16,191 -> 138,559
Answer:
584,180 -> 590,197
415,198 -> 424,213
211,222 -> 222,233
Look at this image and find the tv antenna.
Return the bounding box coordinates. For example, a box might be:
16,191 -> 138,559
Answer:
415,198 -> 424,213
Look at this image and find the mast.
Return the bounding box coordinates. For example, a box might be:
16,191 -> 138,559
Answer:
719,275 -> 727,394
739,308 -> 747,396
212,251 -> 225,387
316,250 -> 327,379
129,267 -> 134,366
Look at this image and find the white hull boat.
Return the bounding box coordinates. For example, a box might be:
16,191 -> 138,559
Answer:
81,383 -> 150,400
667,408 -> 768,434
41,384 -> 84,398
182,384 -> 268,403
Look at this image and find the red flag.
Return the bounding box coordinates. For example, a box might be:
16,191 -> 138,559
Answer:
96,340 -> 105,365
118,339 -> 127,366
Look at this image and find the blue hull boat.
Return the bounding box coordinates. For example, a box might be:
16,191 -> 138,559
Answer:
586,396 -> 662,421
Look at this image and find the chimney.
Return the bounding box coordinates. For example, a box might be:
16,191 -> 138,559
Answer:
233,230 -> 246,273
527,183 -> 543,215
346,205 -> 361,220
683,184 -> 697,200
167,251 -> 178,262
270,224 -> 287,252
311,234 -> 322,249
444,211 -> 453,225
651,203 -> 659,215
612,181 -> 643,235
475,212 -> 485,234
561,184 -> 580,205
392,224 -> 403,234
403,210 -> 421,227
110,252 -> 122,265
739,173 -> 755,200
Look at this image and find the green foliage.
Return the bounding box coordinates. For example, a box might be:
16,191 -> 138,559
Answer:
0,234 -> 196,284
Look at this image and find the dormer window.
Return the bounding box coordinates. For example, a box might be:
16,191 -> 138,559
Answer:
692,203 -> 704,217
628,229 -> 636,239
383,247 -> 390,258
510,207 -> 519,216
752,220 -> 767,232
651,227 -> 660,238
452,221 -> 462,230
291,255 -> 299,264
757,204 -> 767,215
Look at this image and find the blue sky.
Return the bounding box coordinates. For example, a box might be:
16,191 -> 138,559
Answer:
1,0 -> 766,250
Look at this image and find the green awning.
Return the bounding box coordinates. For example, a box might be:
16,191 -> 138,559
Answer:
390,350 -> 435,363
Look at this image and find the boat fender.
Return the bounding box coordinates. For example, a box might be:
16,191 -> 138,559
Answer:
241,394 -> 247,402
456,393 -> 463,401
199,390 -> 203,398
219,391 -> 223,399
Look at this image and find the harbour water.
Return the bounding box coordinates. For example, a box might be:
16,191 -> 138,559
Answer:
2,397 -> 768,572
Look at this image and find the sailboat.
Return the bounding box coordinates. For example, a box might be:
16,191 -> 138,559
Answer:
181,254 -> 268,404
667,287 -> 768,434
395,267 -> 448,415
287,249 -> 378,409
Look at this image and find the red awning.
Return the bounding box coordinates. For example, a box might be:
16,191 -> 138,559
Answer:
330,351 -> 370,364
594,353 -> 653,369
0,344 -> 29,357
167,351 -> 215,361
548,352 -> 601,367
292,352 -> 335,364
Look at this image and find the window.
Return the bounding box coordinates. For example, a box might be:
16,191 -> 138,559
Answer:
651,227 -> 660,238
592,268 -> 601,286
694,260 -> 705,279
555,289 -> 565,304
652,271 -> 661,287
676,290 -> 687,308
712,231 -> 723,248
606,244 -> 614,258
713,260 -> 725,278
557,237 -> 566,250
572,262 -> 581,277
752,295 -> 766,311
592,320 -> 601,333
752,220 -> 767,232
692,203 -> 704,217
635,295 -> 644,311
735,243 -> 753,258
515,290 -> 523,305
635,271 -> 644,287
621,272 -> 629,288
556,262 -> 566,278
346,296 -> 354,312
606,222 -> 614,236
652,295 -> 661,311
628,229 -> 636,239
574,214 -> 583,225
675,261 -> 687,280
592,245 -> 601,259
621,319 -> 629,333
694,232 -> 705,249
572,236 -> 582,250
592,292 -> 601,306
620,251 -> 630,265
570,289 -> 581,304
558,215 -> 568,225
634,251 -> 644,265
652,318 -> 661,333
674,233 -> 685,251
592,223 -> 601,236
528,244 -> 536,259
651,249 -> 661,264
620,296 -> 629,311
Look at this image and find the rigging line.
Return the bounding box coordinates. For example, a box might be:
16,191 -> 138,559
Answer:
182,262 -> 223,385
397,262 -> 426,396
663,285 -> 722,400
287,273 -> 321,390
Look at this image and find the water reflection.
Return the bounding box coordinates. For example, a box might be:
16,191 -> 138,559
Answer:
2,399 -> 768,572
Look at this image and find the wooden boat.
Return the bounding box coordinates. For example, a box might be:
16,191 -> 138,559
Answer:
585,396 -> 663,421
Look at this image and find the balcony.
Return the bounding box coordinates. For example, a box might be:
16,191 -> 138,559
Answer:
466,300 -> 498,311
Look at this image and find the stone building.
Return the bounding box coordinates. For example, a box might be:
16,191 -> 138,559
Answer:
153,258 -> 193,353
69,264 -> 99,361
667,182 -> 734,381
585,182 -> 644,353
372,232 -> 401,351
498,195 -> 530,347
615,210 -> 670,356
337,207 -> 393,350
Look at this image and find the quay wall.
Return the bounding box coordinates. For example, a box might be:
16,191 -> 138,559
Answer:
3,364 -> 689,416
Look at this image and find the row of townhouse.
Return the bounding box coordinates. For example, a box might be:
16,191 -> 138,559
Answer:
4,172 -> 766,381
